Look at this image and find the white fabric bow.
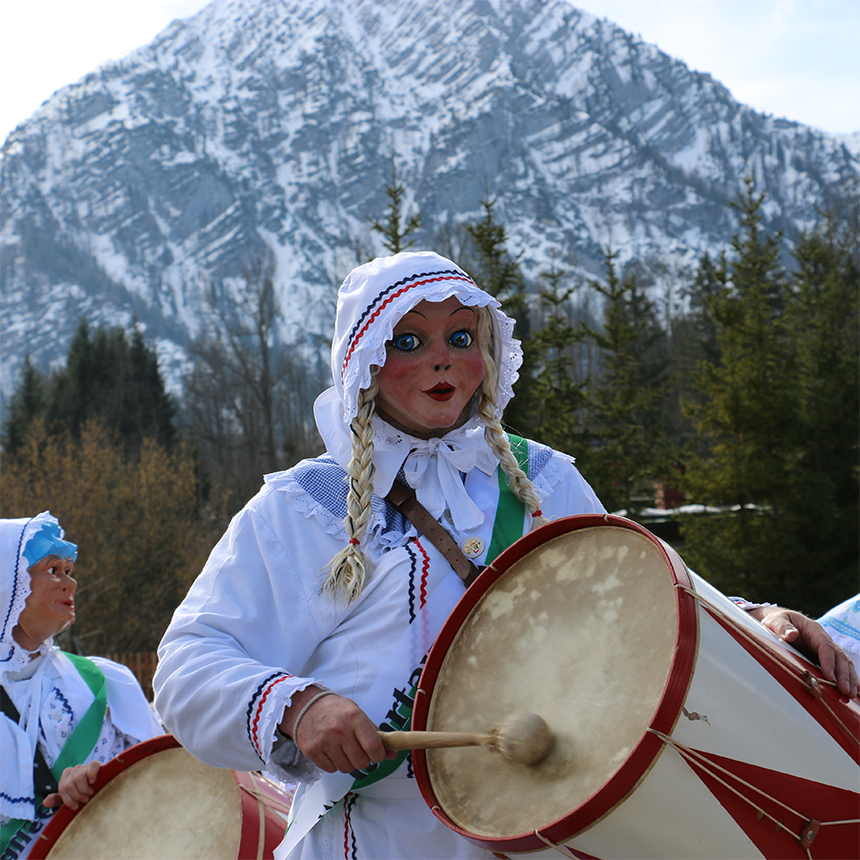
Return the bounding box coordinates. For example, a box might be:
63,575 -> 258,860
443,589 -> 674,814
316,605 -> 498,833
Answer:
312,394 -> 499,533
403,435 -> 485,531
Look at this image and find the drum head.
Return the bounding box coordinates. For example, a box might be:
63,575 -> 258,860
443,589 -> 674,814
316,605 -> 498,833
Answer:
35,737 -> 253,859
412,515 -> 697,853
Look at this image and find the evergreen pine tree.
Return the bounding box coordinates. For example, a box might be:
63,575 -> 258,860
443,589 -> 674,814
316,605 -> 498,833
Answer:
664,253 -> 726,455
44,319 -> 177,453
369,157 -> 422,255
465,195 -> 527,316
775,210 -> 859,611
578,249 -> 672,515
125,327 -> 177,450
464,195 -> 536,434
1,356 -> 46,456
526,261 -> 589,453
680,177 -> 800,601
2,322 -> 177,459
48,319 -> 93,439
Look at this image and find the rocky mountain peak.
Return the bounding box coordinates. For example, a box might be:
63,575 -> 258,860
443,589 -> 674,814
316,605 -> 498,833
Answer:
1,0 -> 856,398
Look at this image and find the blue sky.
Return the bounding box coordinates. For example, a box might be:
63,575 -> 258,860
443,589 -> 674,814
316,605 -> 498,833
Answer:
0,1 -> 208,143
581,0 -> 859,136
1,0 -> 858,144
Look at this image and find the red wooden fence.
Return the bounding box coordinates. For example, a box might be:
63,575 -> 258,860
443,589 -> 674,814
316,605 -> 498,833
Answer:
104,652 -> 158,700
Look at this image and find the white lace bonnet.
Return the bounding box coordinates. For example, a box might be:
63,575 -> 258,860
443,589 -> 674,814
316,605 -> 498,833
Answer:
313,250 -> 523,458
0,512 -> 66,663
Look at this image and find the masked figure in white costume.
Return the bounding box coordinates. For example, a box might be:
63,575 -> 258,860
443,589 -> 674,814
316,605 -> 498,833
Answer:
154,252 -> 857,859
1,513 -> 162,860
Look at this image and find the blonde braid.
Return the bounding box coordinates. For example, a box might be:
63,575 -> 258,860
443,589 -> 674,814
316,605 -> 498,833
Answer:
323,373 -> 379,604
476,308 -> 548,531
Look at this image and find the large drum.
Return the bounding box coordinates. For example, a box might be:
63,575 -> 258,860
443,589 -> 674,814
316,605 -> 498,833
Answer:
28,735 -> 293,860
411,515 -> 860,859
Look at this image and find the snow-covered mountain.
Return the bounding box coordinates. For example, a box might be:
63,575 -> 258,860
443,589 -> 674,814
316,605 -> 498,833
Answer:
1,0 -> 857,398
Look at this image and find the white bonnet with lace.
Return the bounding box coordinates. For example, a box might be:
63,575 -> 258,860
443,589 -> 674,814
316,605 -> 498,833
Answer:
313,250 -> 522,464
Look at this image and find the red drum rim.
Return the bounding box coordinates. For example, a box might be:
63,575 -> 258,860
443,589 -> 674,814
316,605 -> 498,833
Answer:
411,514 -> 698,853
28,734 -> 179,860
29,734 -> 289,860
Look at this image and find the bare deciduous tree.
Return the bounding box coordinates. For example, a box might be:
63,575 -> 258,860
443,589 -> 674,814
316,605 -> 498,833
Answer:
183,255 -> 324,509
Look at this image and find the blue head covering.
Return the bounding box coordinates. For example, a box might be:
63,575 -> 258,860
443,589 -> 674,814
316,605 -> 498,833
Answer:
21,520 -> 78,566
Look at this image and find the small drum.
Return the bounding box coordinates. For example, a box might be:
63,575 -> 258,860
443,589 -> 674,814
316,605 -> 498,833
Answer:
411,515 -> 860,859
28,735 -> 292,860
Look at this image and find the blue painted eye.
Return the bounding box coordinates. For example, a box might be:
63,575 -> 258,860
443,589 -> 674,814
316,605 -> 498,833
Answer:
391,333 -> 420,352
450,330 -> 473,348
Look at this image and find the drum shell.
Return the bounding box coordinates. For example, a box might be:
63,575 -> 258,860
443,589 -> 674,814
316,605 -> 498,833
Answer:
519,580 -> 859,860
27,734 -> 292,860
411,515 -> 860,859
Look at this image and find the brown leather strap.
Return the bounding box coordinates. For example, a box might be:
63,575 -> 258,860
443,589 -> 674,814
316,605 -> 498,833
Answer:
387,481 -> 481,587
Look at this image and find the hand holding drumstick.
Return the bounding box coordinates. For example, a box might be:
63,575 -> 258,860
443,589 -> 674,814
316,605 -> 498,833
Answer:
281,689 -> 553,774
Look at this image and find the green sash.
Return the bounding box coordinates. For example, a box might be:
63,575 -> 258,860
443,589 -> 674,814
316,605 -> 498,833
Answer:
485,434 -> 529,563
0,654 -> 106,857
52,654 -> 107,778
348,435 -> 530,792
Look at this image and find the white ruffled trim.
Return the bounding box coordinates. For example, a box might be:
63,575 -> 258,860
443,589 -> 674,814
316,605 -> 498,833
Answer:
260,679 -> 328,784
1,639 -> 53,681
264,471 -> 419,552
269,472 -> 350,541
531,451 -> 578,502
376,522 -> 421,550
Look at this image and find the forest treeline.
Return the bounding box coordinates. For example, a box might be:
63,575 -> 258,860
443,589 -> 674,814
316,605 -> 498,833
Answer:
1,173 -> 857,654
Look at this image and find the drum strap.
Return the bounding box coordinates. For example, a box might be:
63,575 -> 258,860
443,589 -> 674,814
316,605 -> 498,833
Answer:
0,654 -> 106,859
387,480 -> 482,586
386,434 -> 530,587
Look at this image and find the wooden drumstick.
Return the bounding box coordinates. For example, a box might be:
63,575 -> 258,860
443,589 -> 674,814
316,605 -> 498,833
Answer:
379,712 -> 554,765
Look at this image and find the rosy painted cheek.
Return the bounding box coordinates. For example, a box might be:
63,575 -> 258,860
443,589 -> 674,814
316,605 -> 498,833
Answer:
379,359 -> 418,386
460,352 -> 485,383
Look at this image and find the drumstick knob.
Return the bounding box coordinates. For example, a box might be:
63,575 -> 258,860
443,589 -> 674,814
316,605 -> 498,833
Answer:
379,712 -> 554,766
494,711 -> 554,765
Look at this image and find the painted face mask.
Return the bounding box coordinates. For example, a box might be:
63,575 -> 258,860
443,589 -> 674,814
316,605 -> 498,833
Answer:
315,252 -> 521,461
1,512 -> 77,671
